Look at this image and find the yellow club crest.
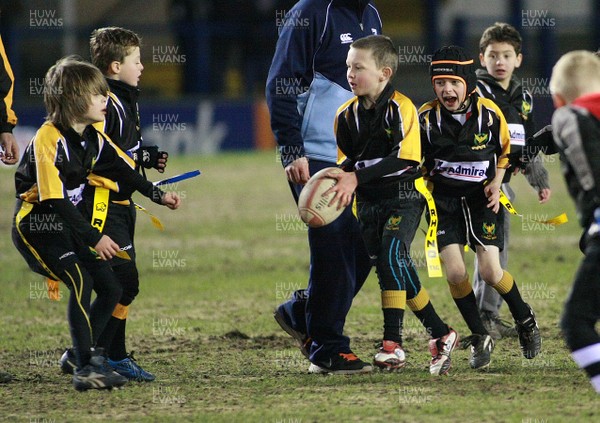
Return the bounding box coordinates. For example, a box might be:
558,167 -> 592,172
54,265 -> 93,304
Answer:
482,222 -> 497,239
472,133 -> 488,150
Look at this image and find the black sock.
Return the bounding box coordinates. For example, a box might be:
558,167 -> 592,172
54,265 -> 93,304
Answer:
497,283 -> 530,321
412,302 -> 449,339
383,308 -> 404,344
454,292 -> 488,335
95,316 -> 119,352
108,318 -> 128,360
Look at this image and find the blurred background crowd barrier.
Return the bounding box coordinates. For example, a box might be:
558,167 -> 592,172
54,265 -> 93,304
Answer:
2,0 -> 598,156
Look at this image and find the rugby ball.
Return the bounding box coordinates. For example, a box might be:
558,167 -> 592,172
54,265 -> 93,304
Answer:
298,167 -> 345,228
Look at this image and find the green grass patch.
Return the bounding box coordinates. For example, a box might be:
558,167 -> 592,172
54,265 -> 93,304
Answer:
0,151 -> 597,422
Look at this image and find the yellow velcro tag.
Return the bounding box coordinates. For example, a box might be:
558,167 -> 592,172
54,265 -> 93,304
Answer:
114,250 -> 131,260
498,190 -> 520,217
89,187 -> 131,260
88,246 -> 131,261
90,187 -> 110,233
134,203 -> 164,231
87,173 -> 119,192
414,177 -> 443,278
535,212 -> 568,225
46,278 -> 61,301
499,190 -> 568,225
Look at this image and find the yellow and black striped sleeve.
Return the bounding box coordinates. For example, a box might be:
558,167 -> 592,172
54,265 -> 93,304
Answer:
34,125 -> 66,201
91,130 -> 165,204
394,92 -> 421,162
0,35 -> 17,132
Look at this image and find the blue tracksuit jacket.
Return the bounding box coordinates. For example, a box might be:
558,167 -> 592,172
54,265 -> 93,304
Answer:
266,0 -> 382,167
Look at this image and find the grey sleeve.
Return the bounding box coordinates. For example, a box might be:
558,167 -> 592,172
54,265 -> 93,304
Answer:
523,155 -> 550,190
552,106 -> 596,192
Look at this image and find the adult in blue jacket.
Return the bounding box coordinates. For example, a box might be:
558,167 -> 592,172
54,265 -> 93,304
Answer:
266,0 -> 382,374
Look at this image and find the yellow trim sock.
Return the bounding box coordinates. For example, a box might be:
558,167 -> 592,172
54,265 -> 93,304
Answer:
381,290 -> 406,309
493,271 -> 515,295
448,275 -> 472,299
407,288 -> 430,312
112,303 -> 129,320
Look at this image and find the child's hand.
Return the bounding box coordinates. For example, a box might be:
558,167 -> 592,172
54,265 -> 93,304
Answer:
0,133 -> 19,165
161,192 -> 181,209
538,188 -> 551,204
94,235 -> 121,260
323,171 -> 357,210
156,151 -> 168,173
484,182 -> 501,213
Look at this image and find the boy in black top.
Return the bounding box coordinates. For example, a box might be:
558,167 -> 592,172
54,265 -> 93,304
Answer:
79,26 -> 168,382
12,57 -> 180,391
474,22 -> 551,339
419,46 -> 541,370
326,35 -> 458,375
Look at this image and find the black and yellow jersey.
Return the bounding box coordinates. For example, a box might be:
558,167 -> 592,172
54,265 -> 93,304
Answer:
14,122 -> 143,203
94,78 -> 141,157
0,35 -> 17,132
14,122 -> 163,246
92,78 -> 146,202
335,83 -> 421,202
418,94 -> 510,197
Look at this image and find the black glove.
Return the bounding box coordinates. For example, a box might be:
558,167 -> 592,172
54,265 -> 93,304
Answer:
138,146 -> 169,170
